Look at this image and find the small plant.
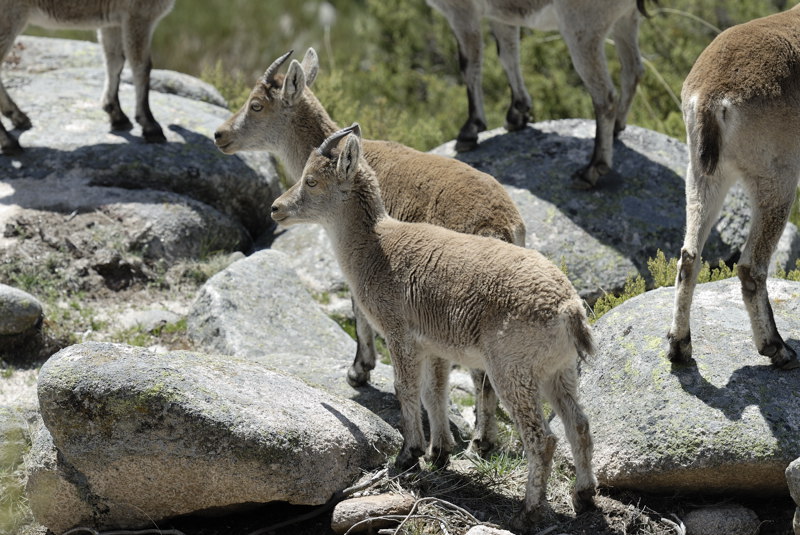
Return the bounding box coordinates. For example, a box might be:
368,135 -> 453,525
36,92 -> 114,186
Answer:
591,250 -> 740,322
775,258 -> 800,281
591,274 -> 646,322
647,249 -> 678,288
469,451 -> 526,488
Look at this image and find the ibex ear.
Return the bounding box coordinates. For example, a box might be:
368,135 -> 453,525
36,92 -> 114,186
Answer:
337,134 -> 361,181
301,48 -> 319,87
282,60 -> 306,104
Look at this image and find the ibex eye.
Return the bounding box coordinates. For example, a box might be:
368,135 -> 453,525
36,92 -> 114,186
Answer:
250,101 -> 264,112
305,177 -> 318,187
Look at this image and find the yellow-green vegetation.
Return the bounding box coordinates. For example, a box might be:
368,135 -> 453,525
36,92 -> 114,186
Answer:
775,258 -> 800,281
24,1 -> 797,155
329,313 -> 357,340
111,318 -> 189,348
591,249 -> 742,322
0,428 -> 33,535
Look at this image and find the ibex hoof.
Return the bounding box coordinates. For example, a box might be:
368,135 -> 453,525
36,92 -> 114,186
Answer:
466,436 -> 495,458
764,342 -> 800,370
395,447 -> 423,471
12,114 -> 31,131
346,366 -> 370,388
111,117 -> 134,132
504,106 -> 530,132
572,487 -> 597,514
569,166 -> 599,190
509,502 -> 552,533
455,136 -> 478,153
423,446 -> 451,469
667,333 -> 693,364
1,140 -> 24,156
143,127 -> 167,144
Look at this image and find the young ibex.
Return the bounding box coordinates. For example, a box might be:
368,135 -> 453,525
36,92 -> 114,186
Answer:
427,0 -> 651,188
668,6 -> 800,370
0,0 -> 174,155
271,124 -> 597,527
214,48 -> 527,455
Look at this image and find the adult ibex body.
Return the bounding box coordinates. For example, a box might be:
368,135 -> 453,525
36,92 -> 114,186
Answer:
272,124 -> 597,528
427,0 -> 651,188
214,49 -> 527,455
668,6 -> 800,369
0,0 -> 174,154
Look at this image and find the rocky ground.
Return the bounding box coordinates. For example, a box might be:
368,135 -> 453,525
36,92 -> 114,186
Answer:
3,36 -> 799,535
4,244 -> 796,535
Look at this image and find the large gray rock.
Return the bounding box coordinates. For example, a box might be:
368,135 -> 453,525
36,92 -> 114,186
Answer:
788,458 -> 800,534
570,277 -> 800,494
26,342 -> 401,534
1,36 -> 281,238
187,249 -> 401,424
0,284 -> 41,335
107,198 -> 250,261
432,120 -> 800,302
271,224 -> 346,294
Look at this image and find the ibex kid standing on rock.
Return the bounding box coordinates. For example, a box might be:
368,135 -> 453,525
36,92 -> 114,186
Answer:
668,5 -> 800,370
271,124 -> 597,530
214,48 -> 527,456
0,0 -> 174,155
426,0 -> 653,188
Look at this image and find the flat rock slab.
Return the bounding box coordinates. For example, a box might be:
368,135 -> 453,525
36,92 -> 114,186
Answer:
1,36 -> 281,238
432,120 -> 799,302
27,342 -> 401,534
572,278 -> 800,494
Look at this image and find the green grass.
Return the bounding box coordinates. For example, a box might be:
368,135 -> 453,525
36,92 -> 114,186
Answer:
24,1 -> 798,153
469,451 -> 526,481
111,318 -> 189,348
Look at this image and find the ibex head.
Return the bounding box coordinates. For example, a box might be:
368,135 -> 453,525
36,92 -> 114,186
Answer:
213,48 -> 320,155
271,123 -> 362,226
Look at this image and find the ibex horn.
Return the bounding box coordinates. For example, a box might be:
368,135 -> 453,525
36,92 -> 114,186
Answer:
263,50 -> 293,84
318,123 -> 362,158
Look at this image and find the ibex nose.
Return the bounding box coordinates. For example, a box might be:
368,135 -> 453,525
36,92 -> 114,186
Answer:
213,130 -> 222,140
270,203 -> 287,223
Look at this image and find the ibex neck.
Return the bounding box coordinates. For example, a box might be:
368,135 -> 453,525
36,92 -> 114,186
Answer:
323,176 -> 388,269
283,98 -> 340,181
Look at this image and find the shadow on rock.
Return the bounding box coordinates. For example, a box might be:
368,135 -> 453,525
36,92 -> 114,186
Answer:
671,338 -> 800,448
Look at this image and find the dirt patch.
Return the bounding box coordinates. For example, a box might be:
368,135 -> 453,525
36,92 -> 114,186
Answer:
0,209 -> 229,366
